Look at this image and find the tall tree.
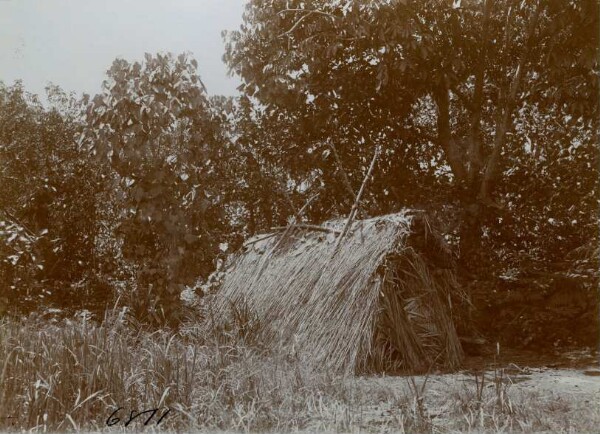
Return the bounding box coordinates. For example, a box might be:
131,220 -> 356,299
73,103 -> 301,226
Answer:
82,53 -> 230,325
223,0 -> 599,273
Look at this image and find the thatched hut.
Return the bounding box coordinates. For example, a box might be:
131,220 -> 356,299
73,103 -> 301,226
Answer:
213,210 -> 464,374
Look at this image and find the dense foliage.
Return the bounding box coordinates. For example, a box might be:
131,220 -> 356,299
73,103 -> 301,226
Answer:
223,0 -> 598,267
221,0 -> 598,345
0,83 -> 112,314
80,53 -> 236,324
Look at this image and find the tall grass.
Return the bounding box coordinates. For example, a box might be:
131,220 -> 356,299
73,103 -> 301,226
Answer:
0,307 -> 358,432
0,307 -> 597,433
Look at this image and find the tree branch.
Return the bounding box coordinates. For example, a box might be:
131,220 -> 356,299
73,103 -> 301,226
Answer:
277,8 -> 338,19
327,140 -> 357,201
277,9 -> 338,38
467,0 -> 491,184
434,86 -> 467,182
479,0 -> 543,202
0,207 -> 37,238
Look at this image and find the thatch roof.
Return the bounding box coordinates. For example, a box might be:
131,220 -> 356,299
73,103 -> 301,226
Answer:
212,210 -> 464,374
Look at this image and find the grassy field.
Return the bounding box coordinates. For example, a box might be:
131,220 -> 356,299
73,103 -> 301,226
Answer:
0,308 -> 598,433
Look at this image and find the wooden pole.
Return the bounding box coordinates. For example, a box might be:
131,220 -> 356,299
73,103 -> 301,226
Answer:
333,144 -> 381,254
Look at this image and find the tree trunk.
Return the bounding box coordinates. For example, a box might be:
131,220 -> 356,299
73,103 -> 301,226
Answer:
458,200 -> 483,276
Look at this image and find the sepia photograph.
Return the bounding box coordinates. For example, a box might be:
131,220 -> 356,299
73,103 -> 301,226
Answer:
0,0 -> 598,432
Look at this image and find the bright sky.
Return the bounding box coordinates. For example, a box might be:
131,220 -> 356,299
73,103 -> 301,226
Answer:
0,0 -> 246,99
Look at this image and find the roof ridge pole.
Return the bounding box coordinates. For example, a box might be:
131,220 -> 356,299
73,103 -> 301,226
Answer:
270,224 -> 340,234
332,144 -> 381,256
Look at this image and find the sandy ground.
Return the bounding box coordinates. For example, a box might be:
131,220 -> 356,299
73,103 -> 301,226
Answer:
352,366 -> 600,403
512,368 -> 600,397
338,358 -> 600,432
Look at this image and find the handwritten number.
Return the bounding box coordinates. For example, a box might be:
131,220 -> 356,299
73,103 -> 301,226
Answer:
106,407 -> 170,426
155,408 -> 170,426
144,409 -> 160,426
124,409 -> 158,427
106,407 -> 123,426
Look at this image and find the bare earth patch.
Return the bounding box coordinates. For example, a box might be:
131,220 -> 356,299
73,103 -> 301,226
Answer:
342,362 -> 600,433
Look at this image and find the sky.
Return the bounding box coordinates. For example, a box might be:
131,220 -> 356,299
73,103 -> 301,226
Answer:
0,0 -> 246,99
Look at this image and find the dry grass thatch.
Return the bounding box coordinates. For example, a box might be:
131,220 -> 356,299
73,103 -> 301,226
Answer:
211,210 -> 464,375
